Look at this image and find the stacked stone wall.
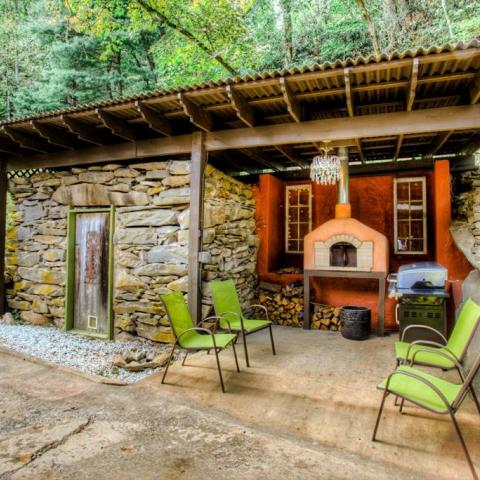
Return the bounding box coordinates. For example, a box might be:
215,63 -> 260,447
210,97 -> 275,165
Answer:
5,160 -> 258,342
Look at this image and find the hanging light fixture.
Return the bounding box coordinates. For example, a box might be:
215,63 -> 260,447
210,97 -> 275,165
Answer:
310,144 -> 341,185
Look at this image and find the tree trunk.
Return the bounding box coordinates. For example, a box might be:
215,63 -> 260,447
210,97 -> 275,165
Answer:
354,0 -> 381,56
279,0 -> 293,66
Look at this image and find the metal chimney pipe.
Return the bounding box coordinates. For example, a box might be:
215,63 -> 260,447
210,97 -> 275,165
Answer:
337,146 -> 349,204
335,146 -> 351,218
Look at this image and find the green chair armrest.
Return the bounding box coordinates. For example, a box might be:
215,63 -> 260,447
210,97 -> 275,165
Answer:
177,327 -> 219,350
220,310 -> 246,332
401,324 -> 447,343
405,339 -> 449,361
201,315 -> 235,334
385,370 -> 451,411
410,347 -> 466,378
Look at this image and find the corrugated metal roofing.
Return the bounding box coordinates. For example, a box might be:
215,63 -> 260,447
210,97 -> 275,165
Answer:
1,39 -> 478,126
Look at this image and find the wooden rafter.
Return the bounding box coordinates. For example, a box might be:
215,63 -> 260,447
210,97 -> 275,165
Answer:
273,145 -> 307,168
470,73 -> 480,104
0,137 -> 23,156
96,109 -> 137,142
354,138 -> 365,163
240,148 -> 281,171
135,101 -> 172,136
226,85 -> 256,127
2,126 -> 49,153
344,68 -> 354,117
279,77 -> 303,122
178,93 -> 212,132
394,134 -> 404,160
61,115 -> 110,146
407,58 -> 419,112
30,121 -> 79,150
427,130 -> 454,157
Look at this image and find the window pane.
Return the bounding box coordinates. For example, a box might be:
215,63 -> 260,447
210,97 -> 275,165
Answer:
298,239 -> 304,251
410,181 -> 423,201
396,182 -> 409,201
288,188 -> 299,205
397,221 -> 410,238
410,220 -> 424,238
288,240 -> 299,252
299,206 -> 309,221
397,238 -> 409,252
299,222 -> 309,238
409,202 -> 424,219
299,189 -> 309,205
289,207 -> 299,222
396,205 -> 410,220
410,240 -> 425,253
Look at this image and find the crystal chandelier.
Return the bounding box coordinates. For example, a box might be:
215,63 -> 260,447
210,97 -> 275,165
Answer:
310,146 -> 341,185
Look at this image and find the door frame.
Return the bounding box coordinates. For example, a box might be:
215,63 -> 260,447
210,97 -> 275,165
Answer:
65,205 -> 115,339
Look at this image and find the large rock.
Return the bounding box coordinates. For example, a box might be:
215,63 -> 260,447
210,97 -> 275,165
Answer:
115,270 -> 147,291
52,184 -> 110,206
18,267 -> 65,285
78,171 -> 114,183
136,323 -> 173,343
167,276 -> 188,292
120,209 -> 177,227
132,161 -> 168,171
145,170 -> 169,180
23,205 -> 45,223
20,311 -> 49,325
115,228 -> 157,245
43,249 -> 65,262
162,175 -> 190,188
134,263 -> 187,277
108,191 -> 149,206
117,251 -> 143,268
178,209 -> 190,229
17,252 -> 40,267
30,284 -> 64,297
153,187 -> 190,206
168,160 -> 190,175
113,168 -> 140,178
146,245 -> 188,264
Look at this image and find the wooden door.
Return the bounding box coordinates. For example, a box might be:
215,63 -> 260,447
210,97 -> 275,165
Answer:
72,212 -> 111,335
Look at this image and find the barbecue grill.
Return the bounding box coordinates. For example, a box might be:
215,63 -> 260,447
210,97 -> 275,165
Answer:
388,262 -> 449,342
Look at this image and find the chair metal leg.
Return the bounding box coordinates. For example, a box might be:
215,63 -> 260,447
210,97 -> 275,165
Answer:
372,390 -> 389,441
231,341 -> 240,373
399,397 -> 405,413
213,348 -> 226,393
182,351 -> 188,366
242,330 -> 250,367
269,324 -> 276,355
161,341 -> 177,385
450,411 -> 478,480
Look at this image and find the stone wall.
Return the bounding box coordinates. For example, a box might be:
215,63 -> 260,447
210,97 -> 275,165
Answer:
5,160 -> 258,342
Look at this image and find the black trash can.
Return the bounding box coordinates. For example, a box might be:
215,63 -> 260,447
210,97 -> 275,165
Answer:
340,306 -> 371,340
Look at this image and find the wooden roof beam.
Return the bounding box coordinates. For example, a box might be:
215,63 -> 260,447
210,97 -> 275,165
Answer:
394,134 -> 404,161
0,138 -> 22,156
279,77 -> 303,122
61,115 -> 111,146
30,121 -> 80,150
354,138 -> 365,163
406,58 -> 419,112
8,105 -> 480,170
344,68 -> 354,117
135,101 -> 172,136
96,109 -> 137,142
239,148 -> 281,171
178,93 -> 213,132
2,126 -> 50,153
470,73 -> 480,104
226,85 -> 256,128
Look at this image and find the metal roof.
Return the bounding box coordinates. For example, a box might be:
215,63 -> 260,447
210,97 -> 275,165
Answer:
1,39 -> 480,174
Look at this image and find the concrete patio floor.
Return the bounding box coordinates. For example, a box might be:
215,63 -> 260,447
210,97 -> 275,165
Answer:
0,326 -> 478,479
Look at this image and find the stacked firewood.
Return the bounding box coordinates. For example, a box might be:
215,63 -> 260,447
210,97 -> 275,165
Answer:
311,303 -> 342,331
257,282 -> 304,327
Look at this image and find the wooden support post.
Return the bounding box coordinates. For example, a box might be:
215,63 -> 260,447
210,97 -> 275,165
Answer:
188,132 -> 207,323
0,162 -> 7,314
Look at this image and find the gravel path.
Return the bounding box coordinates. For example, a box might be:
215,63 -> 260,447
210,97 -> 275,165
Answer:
0,324 -> 175,383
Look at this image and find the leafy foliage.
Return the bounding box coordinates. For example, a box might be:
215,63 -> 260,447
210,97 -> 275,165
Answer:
0,0 -> 479,120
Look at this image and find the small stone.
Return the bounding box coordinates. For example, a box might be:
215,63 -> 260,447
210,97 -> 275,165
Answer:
162,175 -> 190,188
146,245 -> 188,264
78,171 -> 114,183
114,168 -> 140,178
168,160 -> 191,175
0,312 -> 15,325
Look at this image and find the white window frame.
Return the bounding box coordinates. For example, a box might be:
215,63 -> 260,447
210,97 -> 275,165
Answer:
393,176 -> 427,255
285,184 -> 312,253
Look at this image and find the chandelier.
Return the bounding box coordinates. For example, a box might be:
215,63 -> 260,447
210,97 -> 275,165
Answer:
310,146 -> 340,185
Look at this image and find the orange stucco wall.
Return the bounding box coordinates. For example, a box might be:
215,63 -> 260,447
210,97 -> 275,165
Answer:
255,162 -> 471,331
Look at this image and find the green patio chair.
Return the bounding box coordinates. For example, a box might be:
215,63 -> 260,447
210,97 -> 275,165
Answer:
395,298 -> 480,379
160,291 -> 240,393
209,278 -> 276,367
372,351 -> 480,480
